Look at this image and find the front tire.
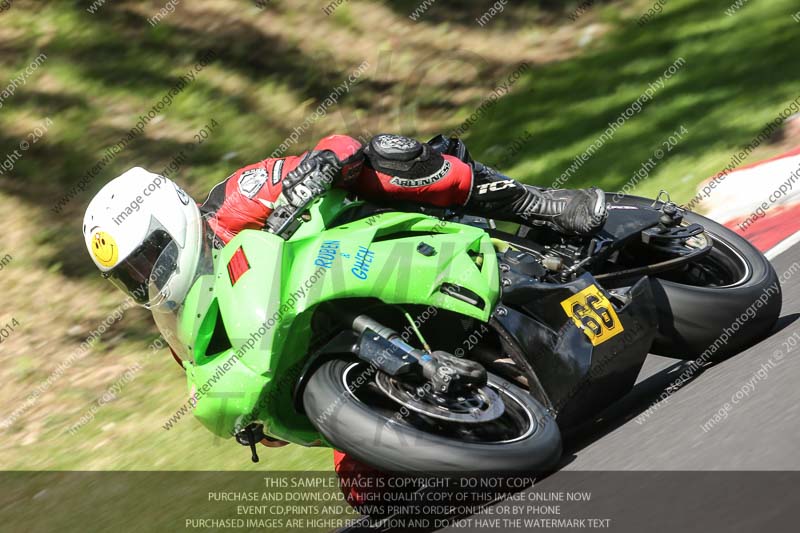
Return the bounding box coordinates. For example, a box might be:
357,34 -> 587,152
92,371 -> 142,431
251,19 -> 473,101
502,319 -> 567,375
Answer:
303,359 -> 562,472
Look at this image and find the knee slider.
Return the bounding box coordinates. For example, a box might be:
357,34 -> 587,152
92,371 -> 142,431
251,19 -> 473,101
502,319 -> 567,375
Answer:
365,134 -> 450,187
367,134 -> 423,167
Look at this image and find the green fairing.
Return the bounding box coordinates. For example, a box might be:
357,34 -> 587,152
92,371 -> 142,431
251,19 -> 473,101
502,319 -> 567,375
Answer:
176,190 -> 500,444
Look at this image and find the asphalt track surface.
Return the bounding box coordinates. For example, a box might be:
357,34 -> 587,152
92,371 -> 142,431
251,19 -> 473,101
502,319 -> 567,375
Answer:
345,243 -> 800,533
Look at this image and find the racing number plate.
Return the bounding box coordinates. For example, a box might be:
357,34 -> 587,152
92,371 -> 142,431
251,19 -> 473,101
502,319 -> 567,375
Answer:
560,285 -> 624,346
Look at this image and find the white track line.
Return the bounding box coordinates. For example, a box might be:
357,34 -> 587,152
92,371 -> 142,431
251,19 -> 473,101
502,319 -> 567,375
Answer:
766,230 -> 800,260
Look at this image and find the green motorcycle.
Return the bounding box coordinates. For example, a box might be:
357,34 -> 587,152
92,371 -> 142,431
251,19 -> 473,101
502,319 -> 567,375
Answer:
150,188 -> 780,472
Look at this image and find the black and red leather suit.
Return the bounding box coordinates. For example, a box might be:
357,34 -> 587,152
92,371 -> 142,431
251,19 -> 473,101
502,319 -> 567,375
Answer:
200,134 -> 474,243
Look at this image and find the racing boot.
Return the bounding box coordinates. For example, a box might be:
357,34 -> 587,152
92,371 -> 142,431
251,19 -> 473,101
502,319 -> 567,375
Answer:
466,162 -> 608,236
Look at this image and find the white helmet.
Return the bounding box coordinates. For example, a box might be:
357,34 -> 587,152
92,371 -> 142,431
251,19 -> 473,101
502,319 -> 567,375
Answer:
83,167 -> 208,311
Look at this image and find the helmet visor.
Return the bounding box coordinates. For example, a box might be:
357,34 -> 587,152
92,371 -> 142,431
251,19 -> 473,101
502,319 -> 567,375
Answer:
103,229 -> 174,305
146,239 -> 181,308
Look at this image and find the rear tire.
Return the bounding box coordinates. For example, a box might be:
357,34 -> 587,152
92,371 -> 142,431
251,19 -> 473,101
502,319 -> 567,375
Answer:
303,359 -> 562,472
611,195 -> 781,359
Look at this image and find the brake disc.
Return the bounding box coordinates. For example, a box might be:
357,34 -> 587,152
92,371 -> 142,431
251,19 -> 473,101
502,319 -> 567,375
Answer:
375,372 -> 505,423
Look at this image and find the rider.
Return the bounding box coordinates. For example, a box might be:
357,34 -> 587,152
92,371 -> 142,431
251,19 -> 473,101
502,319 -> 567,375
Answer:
82,133 -> 606,484
83,132 -> 606,316
198,134 -> 607,244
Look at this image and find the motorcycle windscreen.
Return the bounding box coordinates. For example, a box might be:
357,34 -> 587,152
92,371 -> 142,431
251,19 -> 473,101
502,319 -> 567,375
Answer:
148,229 -> 215,362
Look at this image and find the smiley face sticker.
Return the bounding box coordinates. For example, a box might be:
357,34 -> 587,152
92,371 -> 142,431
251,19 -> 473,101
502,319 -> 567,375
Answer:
92,231 -> 119,268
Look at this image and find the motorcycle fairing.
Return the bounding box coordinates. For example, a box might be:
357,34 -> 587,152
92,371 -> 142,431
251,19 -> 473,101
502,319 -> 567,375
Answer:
178,191 -> 500,441
496,267 -> 658,428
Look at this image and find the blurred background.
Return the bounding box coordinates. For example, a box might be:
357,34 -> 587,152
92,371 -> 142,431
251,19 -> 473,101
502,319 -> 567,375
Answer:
0,0 -> 798,471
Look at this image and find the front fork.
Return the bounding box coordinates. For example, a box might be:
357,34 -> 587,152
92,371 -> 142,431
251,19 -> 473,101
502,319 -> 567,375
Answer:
348,314 -> 488,396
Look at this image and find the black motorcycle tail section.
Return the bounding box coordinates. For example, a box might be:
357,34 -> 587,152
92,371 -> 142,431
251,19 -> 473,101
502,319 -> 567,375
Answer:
495,264 -> 658,429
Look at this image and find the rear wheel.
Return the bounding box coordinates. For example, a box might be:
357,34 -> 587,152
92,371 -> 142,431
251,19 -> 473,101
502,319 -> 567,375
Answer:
610,195 -> 781,359
303,359 -> 562,472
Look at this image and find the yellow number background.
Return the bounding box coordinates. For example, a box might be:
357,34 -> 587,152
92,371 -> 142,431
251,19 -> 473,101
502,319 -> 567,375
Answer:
560,285 -> 624,346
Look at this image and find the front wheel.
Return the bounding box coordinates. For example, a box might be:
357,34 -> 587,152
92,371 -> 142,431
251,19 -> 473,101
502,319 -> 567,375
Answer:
303,359 -> 562,472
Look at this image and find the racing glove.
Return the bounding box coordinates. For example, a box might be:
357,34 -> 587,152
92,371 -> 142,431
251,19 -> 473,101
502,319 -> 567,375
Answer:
281,150 -> 343,208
